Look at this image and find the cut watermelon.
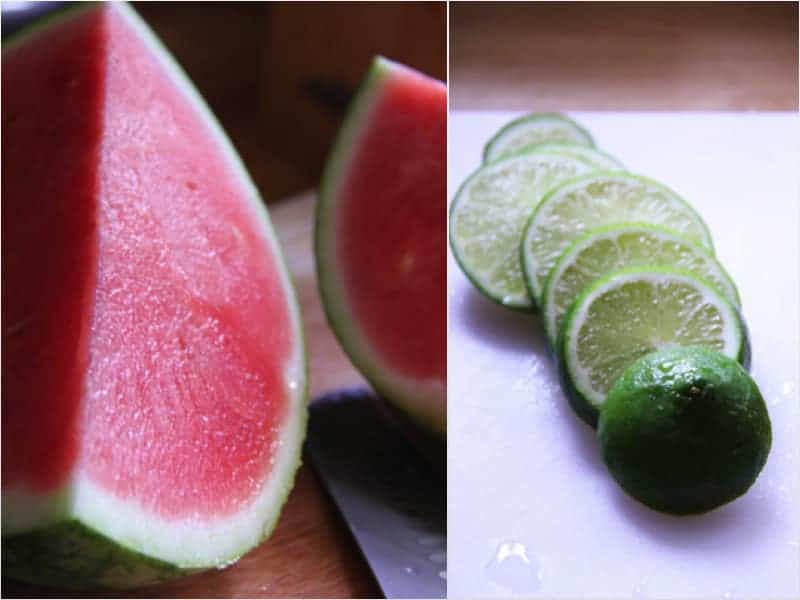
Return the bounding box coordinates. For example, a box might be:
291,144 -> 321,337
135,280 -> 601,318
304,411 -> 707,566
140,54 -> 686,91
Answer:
315,57 -> 446,434
2,3 -> 306,588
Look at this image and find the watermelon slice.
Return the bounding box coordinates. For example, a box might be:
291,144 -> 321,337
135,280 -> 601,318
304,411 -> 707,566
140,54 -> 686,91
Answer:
2,3 -> 306,588
315,58 -> 446,434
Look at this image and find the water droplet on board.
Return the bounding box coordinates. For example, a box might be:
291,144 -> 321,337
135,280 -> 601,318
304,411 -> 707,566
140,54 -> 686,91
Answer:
484,541 -> 542,594
439,570 -> 447,580
632,578 -> 650,599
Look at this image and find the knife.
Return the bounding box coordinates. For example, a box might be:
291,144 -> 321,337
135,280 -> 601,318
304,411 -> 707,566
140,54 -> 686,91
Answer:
305,388 -> 446,599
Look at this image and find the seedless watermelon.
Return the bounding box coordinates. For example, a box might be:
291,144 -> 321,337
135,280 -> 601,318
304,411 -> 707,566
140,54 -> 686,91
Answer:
315,57 -> 446,434
2,3 -> 306,588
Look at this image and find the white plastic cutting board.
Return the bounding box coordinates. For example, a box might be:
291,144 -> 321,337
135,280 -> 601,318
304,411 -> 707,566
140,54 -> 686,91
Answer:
447,112 -> 800,600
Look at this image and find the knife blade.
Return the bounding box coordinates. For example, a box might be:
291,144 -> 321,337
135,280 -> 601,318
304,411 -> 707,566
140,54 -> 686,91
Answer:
305,388 -> 446,599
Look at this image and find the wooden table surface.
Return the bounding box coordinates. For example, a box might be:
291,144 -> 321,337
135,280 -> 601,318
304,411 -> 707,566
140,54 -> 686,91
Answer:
2,192 -> 381,599
450,1 -> 799,110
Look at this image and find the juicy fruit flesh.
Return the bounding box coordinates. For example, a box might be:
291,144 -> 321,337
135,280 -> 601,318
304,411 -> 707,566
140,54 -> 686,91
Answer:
599,346 -> 772,514
3,7 -> 297,520
450,154 -> 594,308
523,174 -> 713,304
525,144 -> 623,170
544,225 -> 739,346
84,9 -> 293,518
2,9 -> 105,492
567,271 -> 740,407
337,67 -> 446,383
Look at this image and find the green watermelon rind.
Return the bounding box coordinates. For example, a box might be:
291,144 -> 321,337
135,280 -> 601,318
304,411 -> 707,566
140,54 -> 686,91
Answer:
3,521 -> 183,589
2,1 -> 308,587
315,56 -> 445,435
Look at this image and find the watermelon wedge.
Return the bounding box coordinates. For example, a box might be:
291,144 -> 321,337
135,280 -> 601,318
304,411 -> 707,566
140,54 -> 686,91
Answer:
2,3 -> 306,588
315,58 -> 446,434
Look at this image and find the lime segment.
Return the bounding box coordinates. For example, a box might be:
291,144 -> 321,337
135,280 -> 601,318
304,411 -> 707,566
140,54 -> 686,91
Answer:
541,223 -> 740,347
514,143 -> 623,170
521,172 -> 714,308
559,267 -> 747,427
450,152 -> 597,311
483,113 -> 594,163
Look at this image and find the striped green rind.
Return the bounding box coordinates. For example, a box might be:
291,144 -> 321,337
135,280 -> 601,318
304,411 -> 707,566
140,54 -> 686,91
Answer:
483,113 -> 595,163
3,521 -> 183,589
315,56 -> 446,435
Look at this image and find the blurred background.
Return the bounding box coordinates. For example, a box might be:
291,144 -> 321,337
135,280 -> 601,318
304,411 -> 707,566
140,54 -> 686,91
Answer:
1,2 -> 445,598
2,1 -> 446,201
137,1 -> 446,203
450,1 -> 798,110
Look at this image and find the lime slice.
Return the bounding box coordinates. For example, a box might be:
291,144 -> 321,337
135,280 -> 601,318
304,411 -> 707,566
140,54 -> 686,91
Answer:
558,267 -> 748,427
521,172 -> 714,308
450,152 -> 598,311
483,113 -> 594,163
514,143 -> 623,170
541,223 -> 740,348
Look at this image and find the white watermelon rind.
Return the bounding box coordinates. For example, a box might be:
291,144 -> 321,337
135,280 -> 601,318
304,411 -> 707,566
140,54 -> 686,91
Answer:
315,56 -> 446,435
2,1 -> 308,587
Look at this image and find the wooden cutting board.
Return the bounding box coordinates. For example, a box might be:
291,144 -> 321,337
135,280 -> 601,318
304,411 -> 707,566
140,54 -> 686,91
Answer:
2,191 -> 381,599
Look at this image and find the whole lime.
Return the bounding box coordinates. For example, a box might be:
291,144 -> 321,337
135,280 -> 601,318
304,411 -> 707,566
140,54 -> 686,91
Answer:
598,346 -> 771,515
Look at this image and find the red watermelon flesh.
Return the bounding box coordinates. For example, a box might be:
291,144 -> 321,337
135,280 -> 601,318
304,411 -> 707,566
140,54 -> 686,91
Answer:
83,7 -> 294,518
2,2 -> 306,578
316,58 -> 446,433
2,7 -> 105,494
337,71 -> 446,382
